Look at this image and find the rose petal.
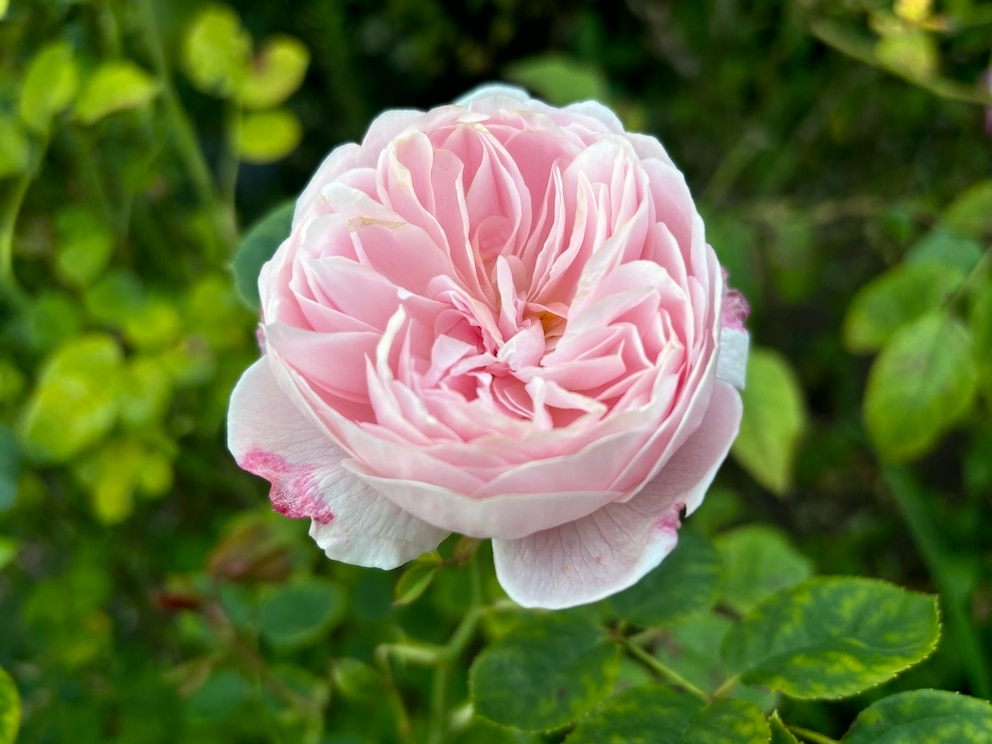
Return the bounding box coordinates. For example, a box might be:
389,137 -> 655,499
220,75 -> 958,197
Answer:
716,327 -> 749,391
228,359 -> 449,568
491,380 -> 742,608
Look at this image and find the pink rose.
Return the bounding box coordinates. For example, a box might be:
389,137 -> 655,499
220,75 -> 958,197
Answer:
228,85 -> 749,609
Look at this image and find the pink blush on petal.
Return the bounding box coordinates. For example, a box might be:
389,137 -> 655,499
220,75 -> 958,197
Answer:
721,289 -> 750,332
239,449 -> 335,525
655,503 -> 683,532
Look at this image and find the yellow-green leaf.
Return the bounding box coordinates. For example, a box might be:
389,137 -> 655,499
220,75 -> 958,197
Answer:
182,4 -> 251,97
875,29 -> 938,79
75,62 -> 160,125
731,348 -> 807,495
236,35 -> 309,110
19,41 -> 79,133
0,666 -> 20,744
235,109 -> 301,164
0,0 -> 8,20
864,311 -> 977,462
0,115 -> 29,179
940,180 -> 992,239
842,690 -> 992,743
54,206 -> 115,288
504,54 -> 608,106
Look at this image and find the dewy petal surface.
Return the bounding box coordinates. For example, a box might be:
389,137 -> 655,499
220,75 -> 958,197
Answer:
228,359 -> 449,568
230,86 -> 750,608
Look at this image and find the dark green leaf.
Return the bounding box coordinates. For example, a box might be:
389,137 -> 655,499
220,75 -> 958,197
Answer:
186,670 -> 252,720
504,55 -> 607,105
842,690 -> 992,743
232,200 -> 294,310
258,579 -> 346,648
842,263 -> 965,353
721,577 -> 940,699
0,425 -> 19,512
680,699 -> 770,744
768,712 -> 799,744
864,312 -> 977,461
610,531 -> 722,627
393,556 -> 439,606
470,612 -> 618,731
565,684 -> 702,743
0,667 -> 19,744
715,525 -> 814,614
731,348 -> 807,495
331,658 -> 382,702
905,229 -> 984,275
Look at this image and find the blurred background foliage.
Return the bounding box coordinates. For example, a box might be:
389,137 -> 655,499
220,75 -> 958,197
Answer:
0,0 -> 990,742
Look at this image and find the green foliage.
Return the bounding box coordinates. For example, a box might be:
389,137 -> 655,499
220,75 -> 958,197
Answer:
236,36 -> 310,111
470,612 -> 618,731
768,712 -> 799,744
864,311 -> 977,461
0,667 -> 19,744
0,115 -> 29,178
19,41 -> 79,134
0,425 -> 18,512
235,109 -> 302,163
722,578 -> 940,699
74,61 -> 160,125
182,5 -> 251,97
714,524 -> 814,614
841,690 -> 992,743
232,200 -> 294,309
504,55 -> 608,106
609,531 -> 722,627
731,348 -> 807,495
258,578 -> 347,649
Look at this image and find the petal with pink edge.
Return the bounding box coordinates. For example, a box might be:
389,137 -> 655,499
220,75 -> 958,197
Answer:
492,381 -> 742,609
227,359 -> 449,569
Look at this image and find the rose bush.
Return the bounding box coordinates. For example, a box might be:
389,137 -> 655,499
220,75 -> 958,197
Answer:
228,85 -> 748,609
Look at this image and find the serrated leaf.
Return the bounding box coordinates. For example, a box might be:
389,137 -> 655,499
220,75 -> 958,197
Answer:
565,683 -> 702,743
842,263 -> 965,353
609,531 -> 722,627
236,35 -> 309,110
715,524 -> 814,614
768,712 -> 799,744
182,4 -> 251,97
75,62 -> 160,125
19,41 -> 79,133
731,348 -> 807,495
721,577 -> 940,700
470,612 -> 618,732
19,335 -> 123,463
393,557 -> 439,606
0,667 -> 19,744
680,699 -> 770,744
0,115 -> 30,179
231,200 -> 293,309
864,312 -> 977,461
258,579 -> 346,649
0,425 -> 18,512
940,180 -> 992,239
504,54 -> 607,106
235,109 -> 301,163
842,689 -> 992,743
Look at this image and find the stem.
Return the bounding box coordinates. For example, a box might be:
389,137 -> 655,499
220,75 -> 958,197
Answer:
788,725 -> 840,744
136,0 -> 236,251
220,102 -> 242,216
709,674 -> 740,701
375,644 -> 418,744
883,465 -> 992,698
616,633 -> 709,701
0,134 -> 48,308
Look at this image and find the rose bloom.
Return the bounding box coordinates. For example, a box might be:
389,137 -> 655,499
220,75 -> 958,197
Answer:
228,85 -> 748,609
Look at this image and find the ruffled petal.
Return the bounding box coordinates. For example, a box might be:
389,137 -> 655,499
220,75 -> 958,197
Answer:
492,380 -> 742,608
227,359 -> 449,569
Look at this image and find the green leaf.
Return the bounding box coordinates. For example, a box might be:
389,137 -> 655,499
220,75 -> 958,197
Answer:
971,278 -> 992,402
730,348 -> 807,495
19,41 -> 79,133
331,658 -> 382,702
0,425 -> 18,512
875,29 -> 938,79
75,61 -> 160,125
19,335 -> 123,463
680,699 -> 770,744
864,311 -> 977,461
842,263 -> 965,353
470,612 -> 618,731
231,200 -> 294,310
721,577 -> 940,699
940,180 -> 992,239
714,524 -> 814,614
0,537 -> 18,572
905,228 -> 984,274
258,579 -> 346,649
235,109 -> 302,163
0,115 -> 30,179
186,669 -> 252,720
0,0 -> 7,19
768,712 -> 799,744
841,690 -> 992,743
393,555 -> 440,606
54,206 -> 115,288
0,667 -> 19,744
565,683 -> 702,743
609,531 -> 723,627
182,4 -> 251,97
504,54 -> 608,106
84,269 -> 146,326
236,35 -> 310,110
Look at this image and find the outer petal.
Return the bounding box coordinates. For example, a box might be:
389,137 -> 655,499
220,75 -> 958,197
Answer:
716,327 -> 749,391
492,381 -> 742,609
227,358 -> 449,569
